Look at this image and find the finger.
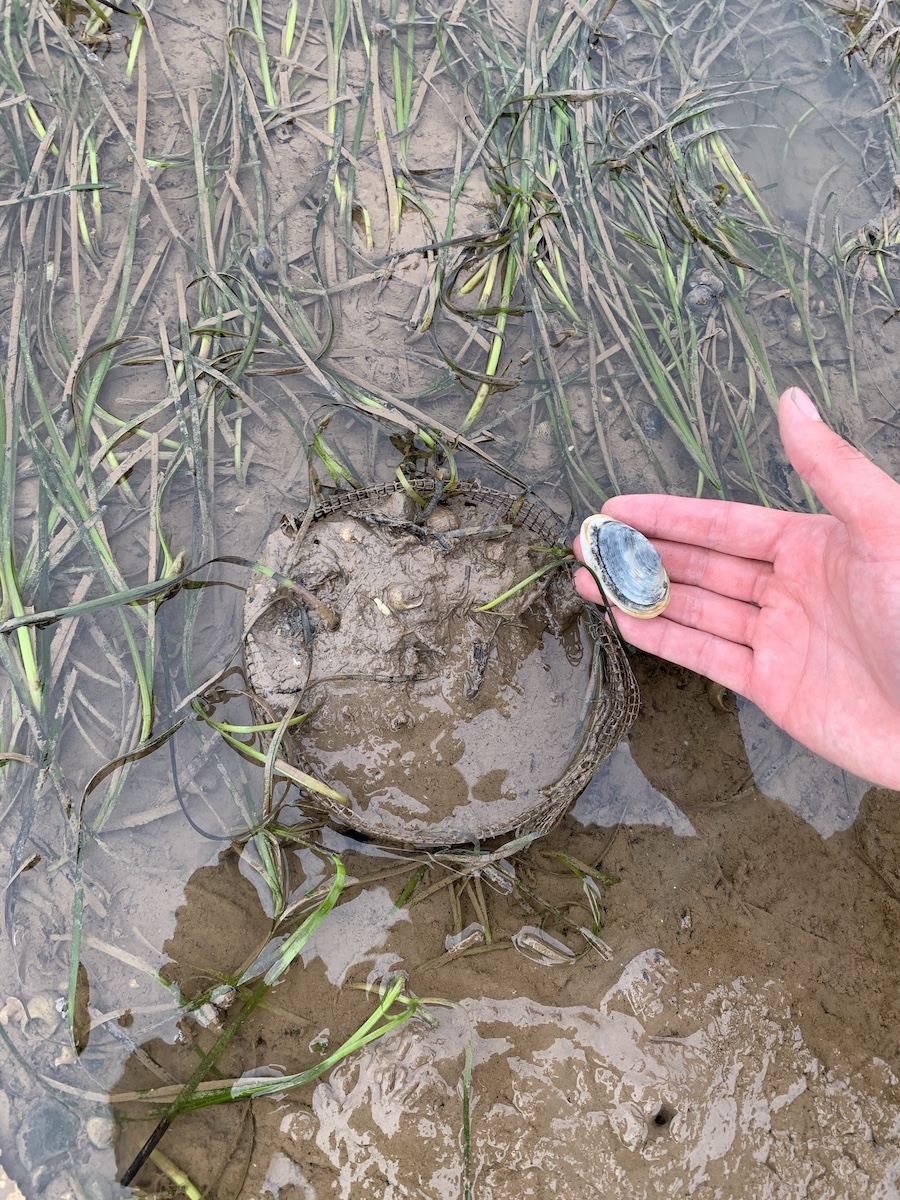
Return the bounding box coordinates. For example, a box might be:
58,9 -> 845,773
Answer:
573,564 -> 603,604
778,387 -> 900,532
665,582 -> 760,648
574,567 -> 760,652
656,539 -> 772,604
600,607 -> 754,697
598,492 -> 793,563
574,534 -> 774,604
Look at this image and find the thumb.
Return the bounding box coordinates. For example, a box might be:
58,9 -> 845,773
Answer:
778,387 -> 900,528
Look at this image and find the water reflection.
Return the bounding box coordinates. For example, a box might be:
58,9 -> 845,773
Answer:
737,699 -> 871,836
572,743 -> 698,836
296,889 -> 409,987
724,53 -> 888,233
208,950 -> 899,1199
573,706 -> 872,839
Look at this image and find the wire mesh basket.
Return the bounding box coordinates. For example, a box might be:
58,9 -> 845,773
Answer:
244,479 -> 639,848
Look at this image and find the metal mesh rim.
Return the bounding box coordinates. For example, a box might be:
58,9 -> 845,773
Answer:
313,478 -> 564,542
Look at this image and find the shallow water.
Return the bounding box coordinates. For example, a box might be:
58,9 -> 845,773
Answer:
1,0 -> 900,1197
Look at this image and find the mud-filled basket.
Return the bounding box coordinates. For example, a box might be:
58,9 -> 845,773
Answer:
244,480 -> 639,848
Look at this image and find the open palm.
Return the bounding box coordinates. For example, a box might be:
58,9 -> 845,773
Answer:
573,388 -> 900,790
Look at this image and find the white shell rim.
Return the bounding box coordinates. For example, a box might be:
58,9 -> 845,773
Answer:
579,514 -> 671,619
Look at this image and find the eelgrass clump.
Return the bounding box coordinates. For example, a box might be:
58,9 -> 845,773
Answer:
394,0 -> 878,509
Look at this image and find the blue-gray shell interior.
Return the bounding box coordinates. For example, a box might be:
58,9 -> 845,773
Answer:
583,517 -> 669,616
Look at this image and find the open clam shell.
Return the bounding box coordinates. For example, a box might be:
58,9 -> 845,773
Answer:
579,514 -> 670,619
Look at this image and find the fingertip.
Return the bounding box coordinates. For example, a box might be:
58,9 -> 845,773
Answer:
779,386 -> 821,423
777,389 -> 841,478
778,388 -> 825,475
776,387 -> 900,526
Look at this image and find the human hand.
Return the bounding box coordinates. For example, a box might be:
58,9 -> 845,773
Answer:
573,387 -> 900,790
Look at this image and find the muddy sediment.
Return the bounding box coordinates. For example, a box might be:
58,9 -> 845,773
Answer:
244,485 -> 607,845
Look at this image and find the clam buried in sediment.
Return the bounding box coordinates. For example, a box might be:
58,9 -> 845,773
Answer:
685,283 -> 717,316
249,244 -> 278,278
786,312 -> 826,345
687,266 -> 725,298
579,514 -> 670,619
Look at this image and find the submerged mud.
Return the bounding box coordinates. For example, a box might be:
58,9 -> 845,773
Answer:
263,954 -> 898,1199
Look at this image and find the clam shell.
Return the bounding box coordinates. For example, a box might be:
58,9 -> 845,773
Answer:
579,514 -> 670,619
425,508 -> 459,533
249,244 -> 278,278
687,267 -> 725,297
786,312 -> 826,344
512,925 -> 576,965
685,283 -> 716,316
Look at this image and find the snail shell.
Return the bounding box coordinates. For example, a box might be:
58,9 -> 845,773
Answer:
385,584 -> 425,612
579,514 -> 670,619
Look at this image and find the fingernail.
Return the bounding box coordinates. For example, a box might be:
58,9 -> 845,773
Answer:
790,387 -> 821,420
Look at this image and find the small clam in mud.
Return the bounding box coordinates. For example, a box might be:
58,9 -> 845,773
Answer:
248,244 -> 278,279
684,266 -> 725,318
579,514 -> 670,619
687,266 -> 725,297
786,311 -> 826,345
